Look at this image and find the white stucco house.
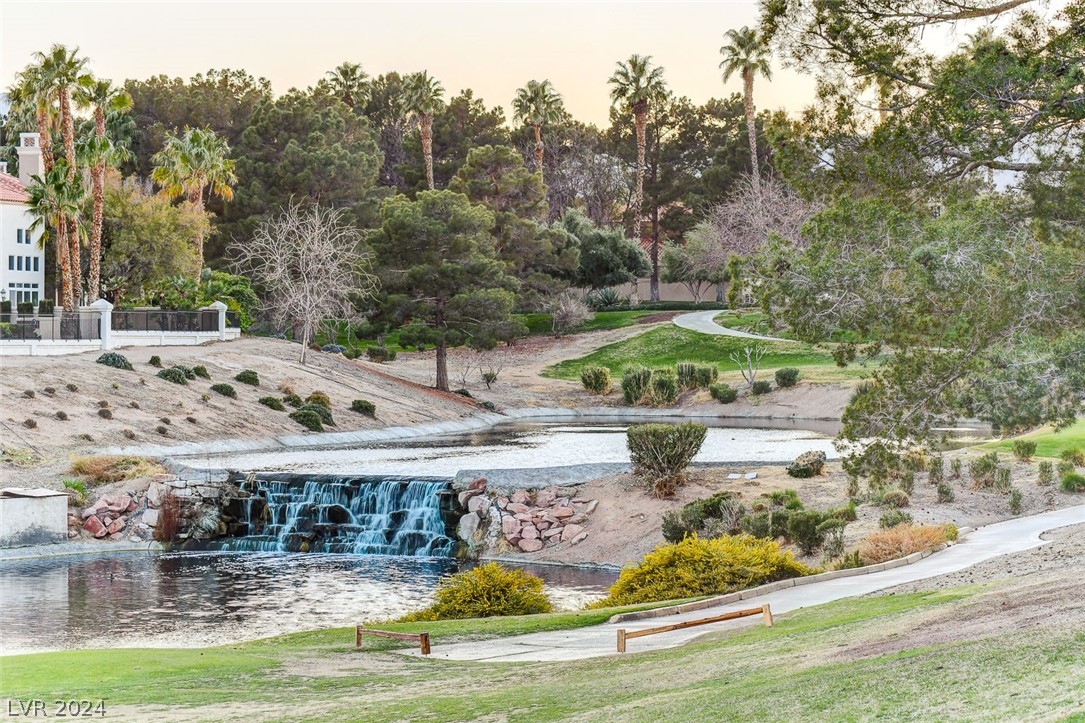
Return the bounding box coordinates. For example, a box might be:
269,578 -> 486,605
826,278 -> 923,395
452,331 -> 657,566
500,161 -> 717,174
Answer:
0,133 -> 45,307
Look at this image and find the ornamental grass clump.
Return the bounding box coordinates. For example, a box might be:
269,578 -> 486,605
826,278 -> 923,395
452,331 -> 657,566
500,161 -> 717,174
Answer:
627,423 -> 707,497
397,562 -> 552,621
235,369 -> 260,386
621,365 -> 652,405
580,366 -> 612,395
858,523 -> 958,565
350,399 -> 376,417
709,383 -> 738,403
589,534 -> 811,607
96,352 -> 133,371
1061,471 -> 1085,493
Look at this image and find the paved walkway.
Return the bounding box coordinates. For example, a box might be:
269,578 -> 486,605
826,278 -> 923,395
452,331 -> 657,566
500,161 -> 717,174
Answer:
673,310 -> 790,342
406,505 -> 1085,662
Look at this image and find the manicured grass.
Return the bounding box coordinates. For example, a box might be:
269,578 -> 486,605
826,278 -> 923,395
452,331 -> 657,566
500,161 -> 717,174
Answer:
518,310 -> 665,335
984,419 -> 1085,459
713,311 -> 866,343
544,325 -> 862,382
6,584 -> 1081,721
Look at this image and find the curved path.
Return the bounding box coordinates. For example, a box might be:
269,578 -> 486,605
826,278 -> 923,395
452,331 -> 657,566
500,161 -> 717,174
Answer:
406,505 -> 1085,662
673,310 -> 790,342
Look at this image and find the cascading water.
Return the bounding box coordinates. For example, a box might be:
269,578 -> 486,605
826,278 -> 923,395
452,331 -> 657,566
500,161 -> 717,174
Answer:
217,475 -> 455,556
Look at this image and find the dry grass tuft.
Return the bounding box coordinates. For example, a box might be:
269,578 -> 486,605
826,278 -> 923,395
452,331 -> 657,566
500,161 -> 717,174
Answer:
858,523 -> 958,565
70,455 -> 164,484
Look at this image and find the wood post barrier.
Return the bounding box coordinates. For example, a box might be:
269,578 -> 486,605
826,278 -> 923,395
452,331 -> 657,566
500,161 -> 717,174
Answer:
617,604 -> 772,653
355,626 -> 431,655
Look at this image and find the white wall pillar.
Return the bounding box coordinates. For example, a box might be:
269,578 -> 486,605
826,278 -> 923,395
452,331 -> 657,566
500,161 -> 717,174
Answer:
205,301 -> 228,341
89,298 -> 113,350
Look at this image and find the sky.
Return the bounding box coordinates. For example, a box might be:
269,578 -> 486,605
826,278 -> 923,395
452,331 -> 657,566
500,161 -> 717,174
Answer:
0,0 -> 820,126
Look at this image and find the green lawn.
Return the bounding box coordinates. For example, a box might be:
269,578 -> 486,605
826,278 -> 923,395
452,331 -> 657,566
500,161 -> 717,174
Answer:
984,419 -> 1085,459
713,311 -> 867,344
544,325 -> 865,382
5,585 -> 1082,721
518,310 -> 667,335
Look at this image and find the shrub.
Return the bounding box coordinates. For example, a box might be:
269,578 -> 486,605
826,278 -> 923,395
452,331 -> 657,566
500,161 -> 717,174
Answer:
858,524 -> 957,564
157,367 -> 189,385
676,362 -> 697,389
881,489 -> 910,508
186,416 -> 197,424
994,466 -> 1012,493
1061,471 -> 1085,493
580,367 -> 612,395
148,355 -> 162,368
627,423 -> 706,496
322,344 -> 346,354
305,391 -> 331,408
235,370 -> 259,386
398,562 -> 553,621
23,389 -> 35,399
66,383 -> 79,393
98,400 -> 110,408
55,411 -> 68,421
1009,487 -> 1023,514
621,365 -> 652,405
1012,440 -> 1036,462
936,481 -> 955,502
289,409 -> 324,432
298,402 -> 334,427
454,388 -> 472,397
787,450 -> 827,479
283,393 -> 303,408
350,399 -> 376,417
210,383 -> 237,399
1061,447 -> 1085,466
1037,460 -> 1054,486
585,287 -> 625,311
259,397 -> 286,411
828,500 -> 858,522
122,429 -> 136,440
23,419 -> 37,429
70,455 -> 162,483
43,387 -> 56,396
1057,459 -> 1075,477
774,367 -> 800,388
950,458 -> 962,480
481,370 -> 499,388
709,383 -> 737,403
661,492 -> 744,543
649,369 -> 679,406
928,456 -> 945,485
751,380 -> 772,395
193,365 -> 210,379
833,550 -> 865,570
589,535 -> 811,607
846,475 -> 860,498
129,401 -> 140,409
63,479 -> 87,504
819,518 -> 847,560
787,509 -> 829,555
879,508 -> 913,529
898,470 -> 915,495
97,408 -> 113,420
969,452 -> 999,488
693,365 -> 718,388
365,346 -> 397,363
156,426 -> 169,436
96,352 -> 133,371
741,510 -> 793,539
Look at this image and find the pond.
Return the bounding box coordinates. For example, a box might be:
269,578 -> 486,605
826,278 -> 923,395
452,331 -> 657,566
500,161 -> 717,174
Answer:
180,418 -> 844,476
0,551 -> 617,655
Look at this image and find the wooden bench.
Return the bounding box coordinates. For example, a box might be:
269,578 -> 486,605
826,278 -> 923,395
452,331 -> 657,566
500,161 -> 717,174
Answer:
355,626 -> 431,655
617,604 -> 772,653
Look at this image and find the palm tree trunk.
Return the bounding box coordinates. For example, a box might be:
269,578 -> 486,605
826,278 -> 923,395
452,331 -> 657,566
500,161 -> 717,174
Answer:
89,107 -> 106,301
434,298 -> 448,391
60,90 -> 79,307
56,221 -> 72,312
60,91 -> 76,180
189,188 -> 206,276
743,70 -> 760,187
633,106 -> 646,235
67,216 -> 81,307
533,124 -> 544,179
34,107 -> 54,172
421,113 -> 434,190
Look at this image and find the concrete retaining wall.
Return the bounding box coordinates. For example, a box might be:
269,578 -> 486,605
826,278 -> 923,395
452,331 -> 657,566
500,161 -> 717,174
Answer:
0,494 -> 68,547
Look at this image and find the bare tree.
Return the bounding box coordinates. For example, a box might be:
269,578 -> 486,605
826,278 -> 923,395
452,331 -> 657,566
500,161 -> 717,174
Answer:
551,291 -> 594,335
479,350 -> 507,389
728,345 -> 767,388
233,202 -> 377,364
700,174 -> 820,263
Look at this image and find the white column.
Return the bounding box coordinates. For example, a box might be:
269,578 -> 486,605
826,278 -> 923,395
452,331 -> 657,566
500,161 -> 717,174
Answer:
89,298 -> 113,350
206,301 -> 228,341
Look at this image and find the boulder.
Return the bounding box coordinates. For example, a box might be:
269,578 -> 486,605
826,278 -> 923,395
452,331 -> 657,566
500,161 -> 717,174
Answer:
560,524 -> 585,542
513,512 -> 533,522
510,490 -> 531,505
543,527 -> 563,539
506,502 -> 530,515
535,486 -> 558,507
467,495 -> 491,514
583,500 -> 599,515
152,473 -> 177,483
518,538 -> 543,552
457,489 -> 482,508
104,494 -> 132,514
142,508 -> 160,527
82,515 -> 106,538
570,531 -> 589,546
521,525 -> 539,540
551,506 -> 575,519
457,512 -> 481,541
496,496 -> 509,510
126,498 -> 138,513
145,482 -> 165,508
82,499 -> 108,519
468,477 -> 488,491
501,516 -> 521,537
105,517 -> 126,535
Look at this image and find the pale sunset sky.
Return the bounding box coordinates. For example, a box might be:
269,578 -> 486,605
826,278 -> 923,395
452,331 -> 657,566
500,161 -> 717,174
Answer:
0,0 -> 819,125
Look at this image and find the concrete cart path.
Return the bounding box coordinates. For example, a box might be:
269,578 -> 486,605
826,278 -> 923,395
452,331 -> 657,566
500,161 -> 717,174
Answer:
404,505 -> 1085,662
673,310 -> 790,342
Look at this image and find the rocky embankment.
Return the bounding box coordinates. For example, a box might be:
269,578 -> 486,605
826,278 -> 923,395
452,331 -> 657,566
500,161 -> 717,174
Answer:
456,478 -> 598,554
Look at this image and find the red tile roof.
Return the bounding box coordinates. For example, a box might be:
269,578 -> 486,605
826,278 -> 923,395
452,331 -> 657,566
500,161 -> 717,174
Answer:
0,172 -> 29,203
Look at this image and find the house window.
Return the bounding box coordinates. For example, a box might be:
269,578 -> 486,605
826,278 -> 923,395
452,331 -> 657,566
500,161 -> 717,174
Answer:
16,256 -> 22,271
25,256 -> 31,269
24,230 -> 31,245
16,229 -> 23,244
33,257 -> 39,272
7,256 -> 12,271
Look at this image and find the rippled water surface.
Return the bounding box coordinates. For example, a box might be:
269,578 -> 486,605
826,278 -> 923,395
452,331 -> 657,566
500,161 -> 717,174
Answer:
0,552 -> 616,654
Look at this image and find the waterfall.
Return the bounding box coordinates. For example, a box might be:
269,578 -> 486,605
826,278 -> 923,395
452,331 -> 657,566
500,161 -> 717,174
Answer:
217,475 -> 455,556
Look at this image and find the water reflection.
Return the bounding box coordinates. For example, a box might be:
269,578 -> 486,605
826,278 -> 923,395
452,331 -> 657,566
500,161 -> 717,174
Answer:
0,552 -> 615,655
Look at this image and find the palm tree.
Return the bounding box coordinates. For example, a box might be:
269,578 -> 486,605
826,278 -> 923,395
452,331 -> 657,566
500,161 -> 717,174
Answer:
8,65 -> 57,172
720,27 -> 773,186
608,54 -> 666,298
512,80 -> 564,180
151,127 -> 237,274
26,161 -> 83,310
325,62 -> 369,108
76,79 -> 132,301
404,71 -> 445,190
